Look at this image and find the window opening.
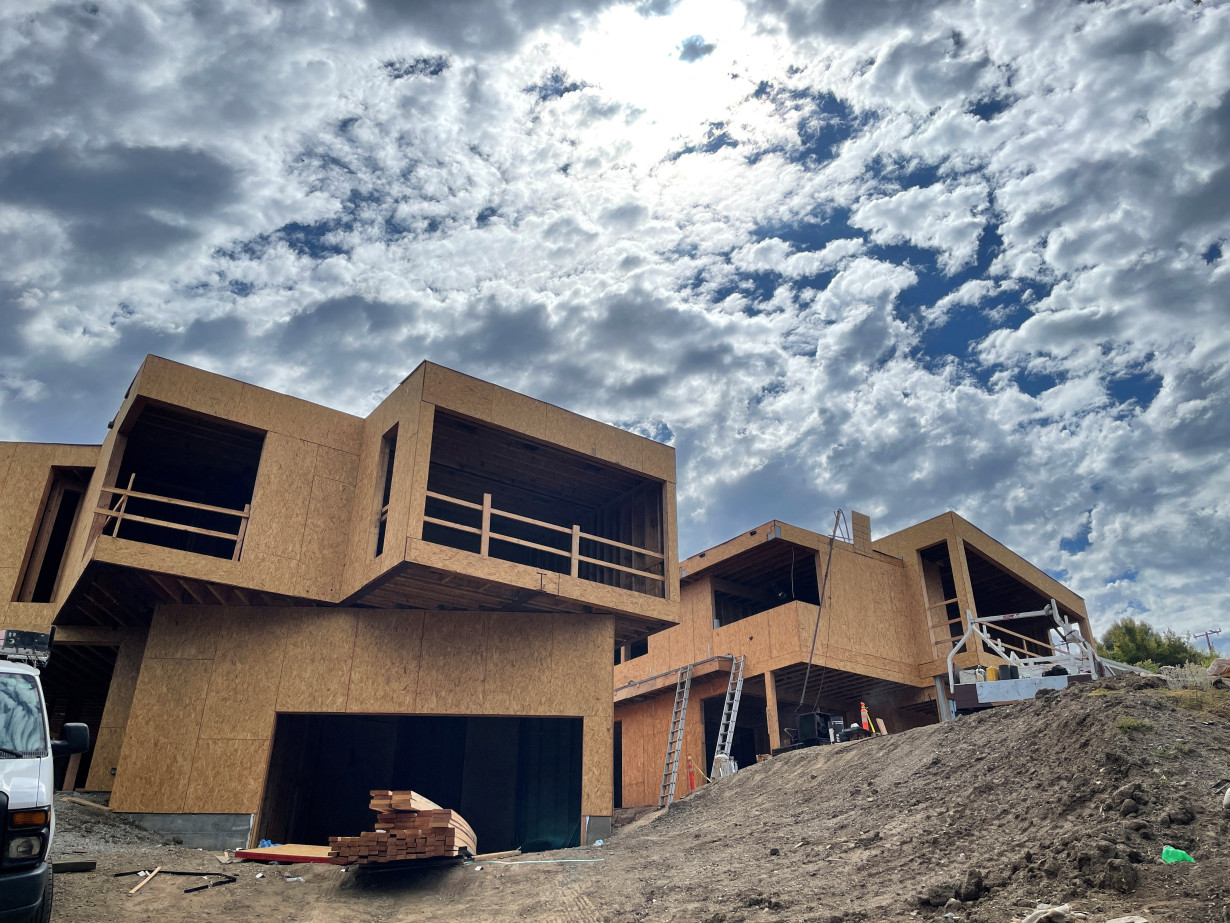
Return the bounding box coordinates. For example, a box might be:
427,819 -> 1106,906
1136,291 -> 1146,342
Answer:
374,426 -> 397,557
16,467 -> 92,603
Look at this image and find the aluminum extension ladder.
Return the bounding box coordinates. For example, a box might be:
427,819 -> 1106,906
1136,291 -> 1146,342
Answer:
710,655 -> 745,779
658,664 -> 694,808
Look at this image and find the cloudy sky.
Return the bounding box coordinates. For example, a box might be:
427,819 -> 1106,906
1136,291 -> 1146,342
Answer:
1,0 -> 1227,650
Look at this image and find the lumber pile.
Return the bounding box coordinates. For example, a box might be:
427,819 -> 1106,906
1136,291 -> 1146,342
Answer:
327,791 -> 476,865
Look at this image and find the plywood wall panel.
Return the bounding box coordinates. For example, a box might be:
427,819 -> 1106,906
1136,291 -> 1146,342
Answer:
423,365 -> 495,422
198,610 -> 286,740
297,474 -> 355,598
491,388 -> 550,442
139,358 -> 243,421
482,614 -> 554,715
111,657 -> 213,813
415,614 -> 491,714
244,433 -> 318,561
346,610 -> 425,713
314,445 -> 359,486
83,726 -> 125,791
183,737 -> 272,815
547,614 -> 613,717
277,610 -> 358,712
581,715 -> 613,816
97,631 -> 147,731
143,606 -> 221,660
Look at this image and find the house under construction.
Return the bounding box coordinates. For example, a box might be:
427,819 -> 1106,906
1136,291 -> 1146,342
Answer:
612,514 -> 1091,808
1,355 -> 1094,844
1,356 -> 678,848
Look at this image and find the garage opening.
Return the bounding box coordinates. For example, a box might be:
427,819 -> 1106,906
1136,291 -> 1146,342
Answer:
702,693 -> 768,775
257,714 -> 582,854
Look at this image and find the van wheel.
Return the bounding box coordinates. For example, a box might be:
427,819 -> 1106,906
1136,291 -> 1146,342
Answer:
34,868 -> 53,923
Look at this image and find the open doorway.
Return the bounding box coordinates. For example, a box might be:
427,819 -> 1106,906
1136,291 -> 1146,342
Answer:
257,714 -> 582,854
701,693 -> 768,780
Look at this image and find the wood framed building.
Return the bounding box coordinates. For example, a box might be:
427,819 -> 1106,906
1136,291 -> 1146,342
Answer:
612,513 -> 1090,809
1,355 -> 679,849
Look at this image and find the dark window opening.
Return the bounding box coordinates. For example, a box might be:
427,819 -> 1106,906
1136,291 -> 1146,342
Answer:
16,467 -> 92,603
257,714 -> 583,854
99,404 -> 264,560
702,692 -> 768,776
423,410 -> 666,597
708,541 -> 820,628
41,642 -> 118,790
627,638 -> 649,660
919,542 -> 964,641
374,426 -> 397,557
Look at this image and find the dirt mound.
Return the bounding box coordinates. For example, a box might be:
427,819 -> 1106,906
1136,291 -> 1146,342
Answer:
609,673 -> 1229,922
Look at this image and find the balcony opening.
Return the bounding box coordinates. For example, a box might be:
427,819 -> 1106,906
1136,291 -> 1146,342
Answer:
963,543 -> 1061,656
15,466 -> 93,602
423,411 -> 666,598
97,404 -> 265,560
373,425 -> 398,557
709,540 -> 820,628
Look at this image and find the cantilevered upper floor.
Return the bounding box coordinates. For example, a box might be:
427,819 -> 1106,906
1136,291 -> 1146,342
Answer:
1,356 -> 680,646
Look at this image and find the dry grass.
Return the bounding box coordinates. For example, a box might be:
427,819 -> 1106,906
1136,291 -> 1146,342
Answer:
1158,687 -> 1230,720
1114,715 -> 1154,735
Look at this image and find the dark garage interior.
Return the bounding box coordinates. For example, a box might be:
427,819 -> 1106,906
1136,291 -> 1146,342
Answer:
257,714 -> 583,854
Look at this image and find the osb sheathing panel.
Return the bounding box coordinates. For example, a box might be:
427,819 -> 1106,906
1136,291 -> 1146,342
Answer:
0,600 -> 56,634
582,716 -> 613,816
143,606 -> 222,660
97,631 -> 147,731
83,726 -> 125,791
277,610 -> 358,712
136,358 -> 244,422
346,610 -> 426,714
111,657 -> 214,813
339,369 -> 424,600
198,613 -> 287,740
114,604 -> 615,814
408,539 -> 562,598
296,474 -> 355,599
0,442 -> 99,570
244,433 -> 319,561
183,738 -> 272,815
422,364 -> 496,423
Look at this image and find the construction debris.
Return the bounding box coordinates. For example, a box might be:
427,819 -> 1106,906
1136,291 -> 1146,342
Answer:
327,791 -> 476,865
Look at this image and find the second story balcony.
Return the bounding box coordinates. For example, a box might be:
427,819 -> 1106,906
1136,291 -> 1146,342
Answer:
421,411 -> 666,599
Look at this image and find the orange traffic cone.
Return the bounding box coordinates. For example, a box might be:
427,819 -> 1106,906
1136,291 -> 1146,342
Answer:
860,702 -> 872,732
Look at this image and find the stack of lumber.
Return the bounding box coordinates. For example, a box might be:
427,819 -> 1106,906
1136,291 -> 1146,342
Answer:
327,791 -> 477,865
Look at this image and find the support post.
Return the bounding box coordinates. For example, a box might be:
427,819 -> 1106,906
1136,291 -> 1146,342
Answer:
765,670 -> 782,751
480,493 -> 492,557
570,524 -> 580,578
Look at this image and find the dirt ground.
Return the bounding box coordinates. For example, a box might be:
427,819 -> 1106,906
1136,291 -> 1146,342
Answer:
50,673 -> 1229,922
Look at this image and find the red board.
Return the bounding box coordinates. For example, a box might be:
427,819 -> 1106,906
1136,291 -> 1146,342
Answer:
234,844 -> 348,865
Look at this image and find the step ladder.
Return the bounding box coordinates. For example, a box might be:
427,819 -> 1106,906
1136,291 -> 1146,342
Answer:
658,665 -> 694,808
710,655 -> 746,779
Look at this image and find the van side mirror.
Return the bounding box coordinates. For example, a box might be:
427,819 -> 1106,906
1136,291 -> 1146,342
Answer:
51,723 -> 89,756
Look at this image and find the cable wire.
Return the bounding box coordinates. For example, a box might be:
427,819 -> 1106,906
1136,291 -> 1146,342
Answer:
794,509 -> 846,714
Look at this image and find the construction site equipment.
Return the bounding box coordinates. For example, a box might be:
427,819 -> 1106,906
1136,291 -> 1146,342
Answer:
328,791 -> 476,865
658,665 -> 693,808
946,599 -> 1109,711
710,655 -> 745,780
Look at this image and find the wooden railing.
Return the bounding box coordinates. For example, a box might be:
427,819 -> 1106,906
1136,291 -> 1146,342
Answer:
96,474 -> 251,562
424,489 -> 665,591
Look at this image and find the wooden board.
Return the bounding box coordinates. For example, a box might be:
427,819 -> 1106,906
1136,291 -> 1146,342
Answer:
234,844 -> 347,865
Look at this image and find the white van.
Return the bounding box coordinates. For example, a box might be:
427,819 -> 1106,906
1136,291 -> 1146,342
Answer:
0,637 -> 89,923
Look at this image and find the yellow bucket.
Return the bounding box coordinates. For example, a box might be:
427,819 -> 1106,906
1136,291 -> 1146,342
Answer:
987,665 -> 999,681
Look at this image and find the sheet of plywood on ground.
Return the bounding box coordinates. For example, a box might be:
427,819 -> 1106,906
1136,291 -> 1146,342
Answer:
345,610 -> 426,713
277,609 -> 359,712
183,737 -> 272,814
197,608 -> 287,740
295,472 -> 356,599
110,656 -> 214,812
